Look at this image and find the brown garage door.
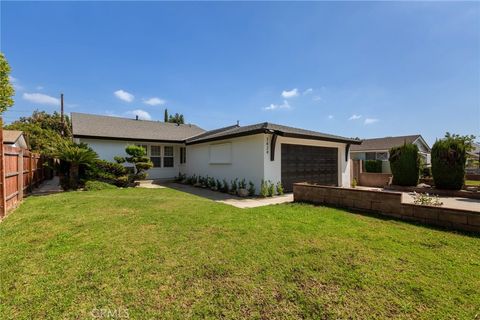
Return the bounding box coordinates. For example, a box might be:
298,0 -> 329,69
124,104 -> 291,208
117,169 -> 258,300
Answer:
281,144 -> 338,192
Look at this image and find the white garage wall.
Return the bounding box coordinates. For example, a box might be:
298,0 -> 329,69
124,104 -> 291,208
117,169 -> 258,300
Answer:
185,134 -> 265,191
263,135 -> 351,188
76,137 -> 183,180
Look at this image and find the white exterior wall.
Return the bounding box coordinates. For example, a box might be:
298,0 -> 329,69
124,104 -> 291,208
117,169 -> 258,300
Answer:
76,137 -> 183,180
184,134 -> 265,191
263,135 -> 351,188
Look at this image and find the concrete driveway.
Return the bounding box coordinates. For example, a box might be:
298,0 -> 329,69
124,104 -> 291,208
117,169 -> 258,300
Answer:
164,182 -> 293,208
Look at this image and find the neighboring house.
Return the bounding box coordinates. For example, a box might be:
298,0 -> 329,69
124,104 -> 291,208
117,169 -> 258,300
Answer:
3,130 -> 29,149
466,142 -> 480,169
72,112 -> 361,192
350,135 -> 431,174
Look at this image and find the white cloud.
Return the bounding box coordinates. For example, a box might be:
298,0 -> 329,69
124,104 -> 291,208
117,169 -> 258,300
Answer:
328,115 -> 334,120
125,109 -> 152,120
22,92 -> 60,106
348,114 -> 362,120
9,76 -> 24,91
143,97 -> 166,106
281,88 -> 299,98
264,100 -> 291,111
364,118 -> 379,125
313,95 -> 322,102
36,85 -> 44,90
114,89 -> 134,102
303,88 -> 313,95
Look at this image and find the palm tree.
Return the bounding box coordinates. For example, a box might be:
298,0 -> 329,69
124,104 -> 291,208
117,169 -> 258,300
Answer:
55,142 -> 98,189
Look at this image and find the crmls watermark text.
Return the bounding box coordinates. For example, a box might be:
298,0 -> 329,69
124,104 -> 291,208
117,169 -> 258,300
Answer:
90,307 -> 129,319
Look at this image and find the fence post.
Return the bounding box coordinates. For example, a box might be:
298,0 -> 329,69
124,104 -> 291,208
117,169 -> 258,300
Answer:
30,153 -> 34,191
18,148 -> 23,201
0,120 -> 6,218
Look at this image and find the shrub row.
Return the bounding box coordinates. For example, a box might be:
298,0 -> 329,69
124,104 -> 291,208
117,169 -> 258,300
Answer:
175,174 -> 284,197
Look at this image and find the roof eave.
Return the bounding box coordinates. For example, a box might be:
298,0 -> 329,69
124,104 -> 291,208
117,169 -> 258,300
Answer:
73,134 -> 185,144
185,128 -> 267,145
185,129 -> 361,145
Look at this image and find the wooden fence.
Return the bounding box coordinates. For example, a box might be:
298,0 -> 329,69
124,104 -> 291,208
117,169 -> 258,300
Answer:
0,128 -> 53,218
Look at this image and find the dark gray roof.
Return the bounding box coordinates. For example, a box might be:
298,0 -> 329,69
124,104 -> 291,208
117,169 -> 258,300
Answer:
72,112 -> 205,142
186,122 -> 361,145
351,135 -> 423,152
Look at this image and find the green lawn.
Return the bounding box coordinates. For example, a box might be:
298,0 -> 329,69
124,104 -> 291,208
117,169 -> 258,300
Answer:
1,188 -> 479,319
466,180 -> 480,186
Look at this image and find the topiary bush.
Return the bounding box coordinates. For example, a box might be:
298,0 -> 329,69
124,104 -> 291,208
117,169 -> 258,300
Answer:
115,145 -> 153,182
364,160 -> 382,173
431,137 -> 466,190
389,143 -> 420,186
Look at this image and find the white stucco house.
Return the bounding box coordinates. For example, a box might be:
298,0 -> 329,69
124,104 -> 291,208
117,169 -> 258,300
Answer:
350,134 -> 431,173
72,112 -> 361,192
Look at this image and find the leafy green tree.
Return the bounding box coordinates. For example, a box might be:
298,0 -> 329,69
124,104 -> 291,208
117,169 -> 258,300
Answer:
0,52 -> 15,114
5,110 -> 72,153
444,132 -> 476,152
168,113 -> 185,125
54,142 -> 98,190
164,109 -> 168,122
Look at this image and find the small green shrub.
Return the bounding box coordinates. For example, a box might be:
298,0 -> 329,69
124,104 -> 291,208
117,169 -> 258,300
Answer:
239,179 -> 247,189
84,180 -> 117,191
364,160 -> 382,173
216,179 -> 222,190
351,178 -> 357,188
175,173 -> 186,182
221,179 -> 229,193
230,178 -> 238,194
389,143 -> 420,186
267,181 -> 275,197
248,181 -> 256,196
276,182 -> 284,195
431,136 -> 466,190
260,180 -> 268,197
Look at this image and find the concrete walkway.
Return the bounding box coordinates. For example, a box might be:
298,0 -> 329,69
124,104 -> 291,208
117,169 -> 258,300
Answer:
356,186 -> 480,212
403,193 -> 480,212
137,180 -> 166,189
164,182 -> 293,208
31,176 -> 63,195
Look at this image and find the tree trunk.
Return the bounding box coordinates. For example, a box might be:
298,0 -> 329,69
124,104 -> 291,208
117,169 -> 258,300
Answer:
69,163 -> 79,190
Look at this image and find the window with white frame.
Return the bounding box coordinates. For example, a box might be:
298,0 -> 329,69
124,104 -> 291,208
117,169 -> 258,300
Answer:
376,152 -> 388,161
163,146 -> 174,167
180,147 -> 186,164
365,152 -> 376,161
150,146 -> 162,168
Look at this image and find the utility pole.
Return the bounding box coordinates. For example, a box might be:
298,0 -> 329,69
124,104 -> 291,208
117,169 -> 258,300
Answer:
60,93 -> 65,137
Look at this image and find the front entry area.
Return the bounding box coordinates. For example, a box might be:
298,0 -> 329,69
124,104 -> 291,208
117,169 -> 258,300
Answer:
281,144 -> 338,192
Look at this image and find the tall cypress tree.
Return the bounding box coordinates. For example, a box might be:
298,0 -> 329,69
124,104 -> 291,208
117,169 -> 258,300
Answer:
164,109 -> 168,122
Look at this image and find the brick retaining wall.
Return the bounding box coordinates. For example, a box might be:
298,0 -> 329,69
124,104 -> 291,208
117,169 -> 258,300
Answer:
293,183 -> 480,233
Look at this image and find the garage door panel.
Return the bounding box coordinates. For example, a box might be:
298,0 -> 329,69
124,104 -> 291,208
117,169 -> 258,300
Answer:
281,144 -> 338,192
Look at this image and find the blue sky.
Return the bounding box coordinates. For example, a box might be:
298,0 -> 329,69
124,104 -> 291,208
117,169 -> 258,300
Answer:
1,1 -> 479,145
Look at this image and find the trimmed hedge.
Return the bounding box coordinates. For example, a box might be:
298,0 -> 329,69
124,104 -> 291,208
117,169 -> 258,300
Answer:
364,160 -> 382,173
431,137 -> 466,190
389,143 -> 420,186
